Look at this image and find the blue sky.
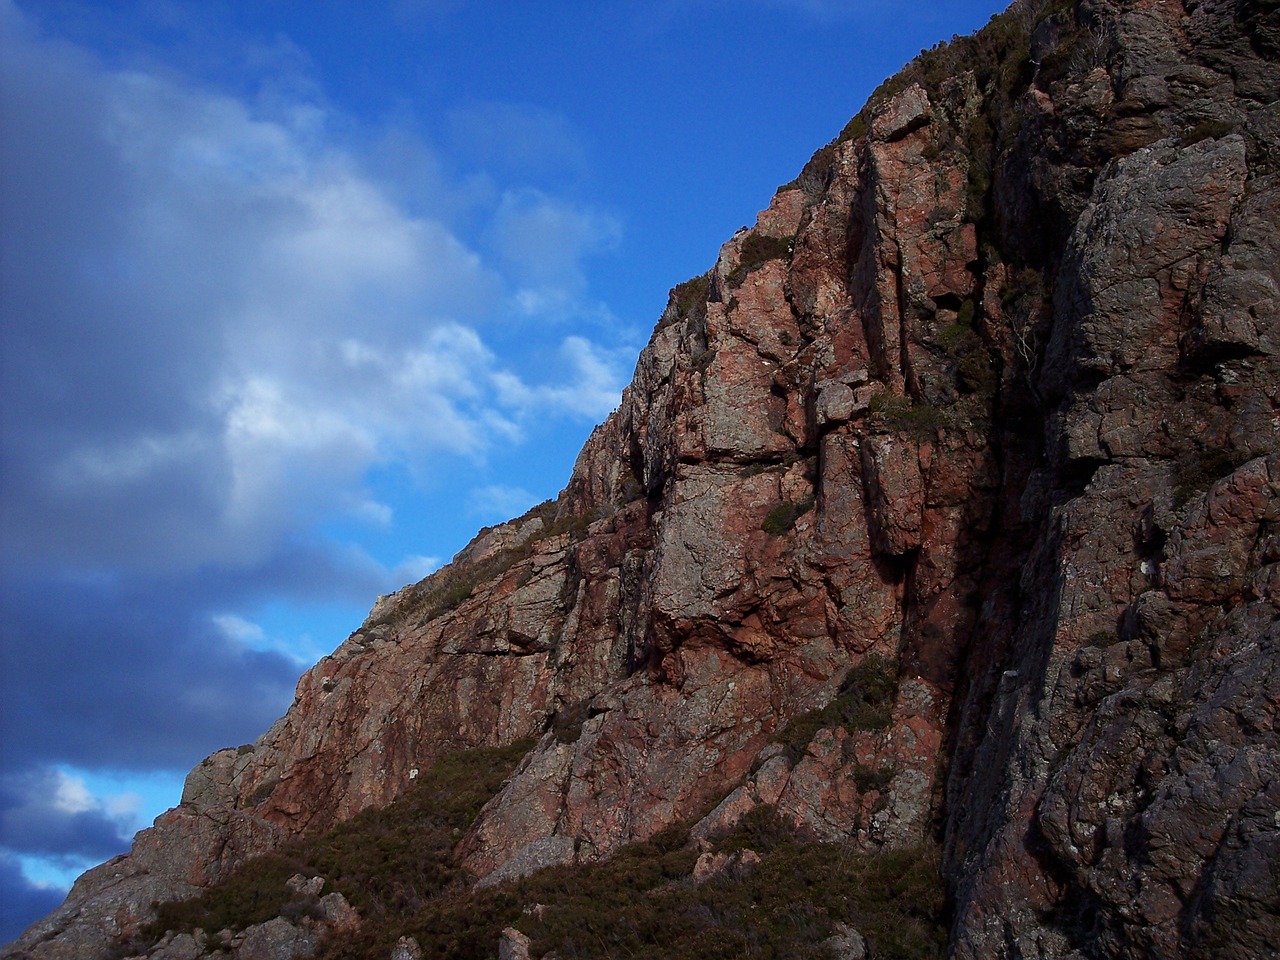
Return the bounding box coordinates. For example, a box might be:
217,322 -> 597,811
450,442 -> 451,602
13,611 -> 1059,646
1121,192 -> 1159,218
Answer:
0,0 -> 1008,941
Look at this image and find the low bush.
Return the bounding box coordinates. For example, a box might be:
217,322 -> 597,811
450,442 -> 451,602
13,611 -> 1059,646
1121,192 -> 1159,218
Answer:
516,811 -> 946,960
761,498 -> 814,536
726,234 -> 795,289
1182,118 -> 1236,146
775,655 -> 899,759
147,731 -> 948,960
671,274 -> 711,321
340,809 -> 946,960
870,394 -> 950,439
145,740 -> 536,942
938,317 -> 997,399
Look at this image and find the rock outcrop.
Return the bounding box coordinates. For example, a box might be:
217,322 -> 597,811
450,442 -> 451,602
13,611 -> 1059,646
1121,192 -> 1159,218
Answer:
7,0 -> 1278,957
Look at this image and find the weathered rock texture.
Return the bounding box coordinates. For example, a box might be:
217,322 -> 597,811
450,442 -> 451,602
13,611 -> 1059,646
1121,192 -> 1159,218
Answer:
7,0 -> 1278,957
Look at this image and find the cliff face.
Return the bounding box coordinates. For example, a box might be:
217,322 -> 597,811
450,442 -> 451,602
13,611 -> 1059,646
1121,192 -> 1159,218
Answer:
9,0 -> 1279,957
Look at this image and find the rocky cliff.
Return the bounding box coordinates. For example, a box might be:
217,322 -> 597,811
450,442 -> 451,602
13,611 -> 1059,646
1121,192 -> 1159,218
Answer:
8,0 -> 1279,957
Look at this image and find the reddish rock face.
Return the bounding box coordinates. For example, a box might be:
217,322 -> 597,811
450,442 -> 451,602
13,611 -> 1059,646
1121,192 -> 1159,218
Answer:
9,1 -> 1279,958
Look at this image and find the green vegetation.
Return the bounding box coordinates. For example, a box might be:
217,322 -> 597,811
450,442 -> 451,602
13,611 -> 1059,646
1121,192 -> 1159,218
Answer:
726,233 -> 795,289
147,854 -> 308,936
1182,118 -> 1237,146
672,273 -> 711,321
388,501 -> 597,628
326,808 -> 945,960
1086,630 -> 1121,648
869,394 -> 950,439
761,498 -> 814,536
775,655 -> 899,760
524,815 -> 945,960
140,680 -> 947,960
838,113 -> 868,143
853,762 -> 899,794
146,740 -> 536,941
833,0 -> 1084,225
620,475 -> 647,503
937,305 -> 997,399
999,266 -> 1045,385
1001,266 -> 1042,312
551,699 -> 593,744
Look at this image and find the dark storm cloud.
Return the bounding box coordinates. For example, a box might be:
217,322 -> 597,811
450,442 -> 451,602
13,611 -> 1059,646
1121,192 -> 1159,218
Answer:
0,852 -> 64,946
0,543 -> 387,775
0,770 -> 134,860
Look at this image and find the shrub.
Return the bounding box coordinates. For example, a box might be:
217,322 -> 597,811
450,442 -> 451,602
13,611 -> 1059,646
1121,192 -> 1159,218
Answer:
515,812 -> 946,960
775,654 -> 899,758
145,740 -> 535,944
937,317 -> 996,398
726,233 -> 794,289
197,754 -> 946,960
869,394 -> 950,439
147,853 -> 308,937
838,113 -> 869,143
551,700 -> 592,744
672,274 -> 710,320
852,762 -> 898,793
761,498 -> 814,536
691,347 -> 717,373
1182,118 -> 1237,146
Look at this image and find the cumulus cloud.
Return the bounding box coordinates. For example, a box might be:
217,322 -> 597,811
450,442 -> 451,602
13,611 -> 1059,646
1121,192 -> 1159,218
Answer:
1,26 -> 498,577
0,574 -> 304,773
492,336 -> 633,419
388,554 -> 442,585
0,12 -> 627,583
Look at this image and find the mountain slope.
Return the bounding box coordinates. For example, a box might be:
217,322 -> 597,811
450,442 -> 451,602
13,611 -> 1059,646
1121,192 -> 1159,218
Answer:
8,0 -> 1279,957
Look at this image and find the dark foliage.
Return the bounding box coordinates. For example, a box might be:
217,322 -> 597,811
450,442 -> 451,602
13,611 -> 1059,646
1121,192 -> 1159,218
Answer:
761,498 -> 814,536
726,234 -> 795,289
145,740 -> 535,942
775,655 -> 899,760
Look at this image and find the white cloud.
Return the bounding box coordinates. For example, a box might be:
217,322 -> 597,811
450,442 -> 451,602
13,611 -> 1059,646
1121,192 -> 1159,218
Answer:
0,768 -> 140,869
349,498 -> 394,526
211,613 -> 268,647
0,20 -> 637,911
0,10 -> 630,580
492,336 -> 630,419
50,774 -> 95,816
49,771 -> 140,824
101,792 -> 143,821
